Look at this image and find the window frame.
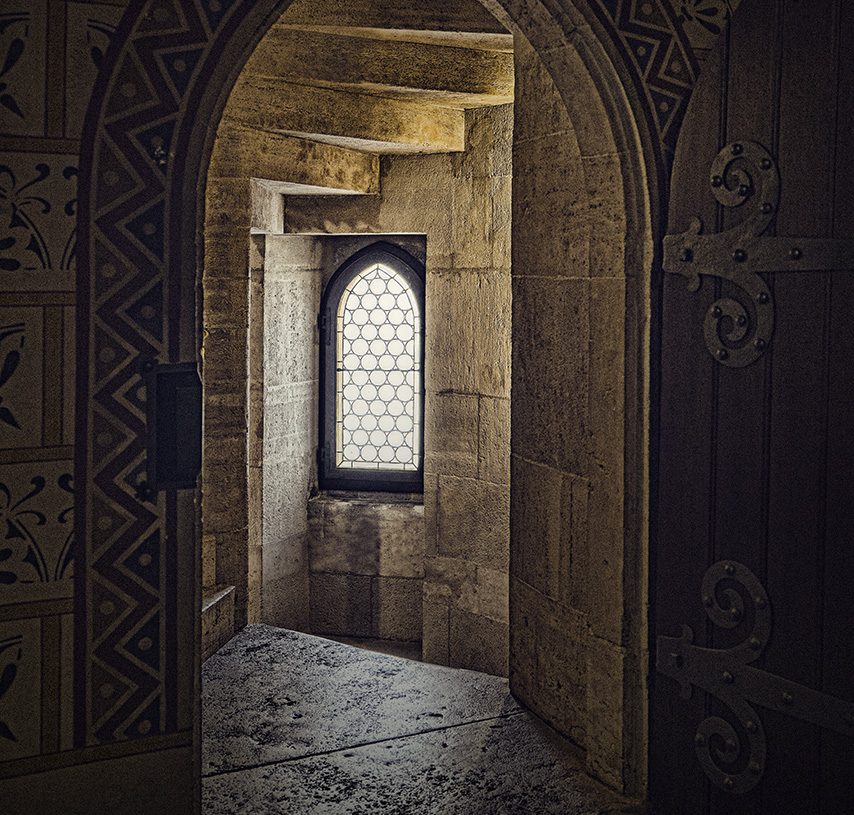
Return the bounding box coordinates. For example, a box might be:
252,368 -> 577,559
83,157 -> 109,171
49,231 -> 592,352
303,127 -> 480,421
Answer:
318,241 -> 425,493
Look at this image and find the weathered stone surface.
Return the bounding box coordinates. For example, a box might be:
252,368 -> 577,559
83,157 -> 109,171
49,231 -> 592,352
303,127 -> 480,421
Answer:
251,179 -> 285,233
211,123 -> 380,195
265,234 -> 323,273
437,475 -> 509,571
307,496 -> 425,578
511,457 -> 563,598
454,104 -> 514,179
278,0 -> 511,36
424,556 -> 507,626
513,35 -> 575,142
509,577 -> 588,748
449,607 -> 508,676
204,327 -> 248,395
428,270 -> 511,398
263,572 -> 310,631
229,79 -> 466,154
478,396 -> 510,484
204,276 -> 249,329
309,573 -> 372,636
263,271 -> 320,388
424,391 -> 479,477
371,576 -> 422,641
421,599 -> 450,665
512,276 -> 590,473
585,635 -> 627,790
246,29 -> 514,106
202,586 -> 236,663
202,625 -> 522,775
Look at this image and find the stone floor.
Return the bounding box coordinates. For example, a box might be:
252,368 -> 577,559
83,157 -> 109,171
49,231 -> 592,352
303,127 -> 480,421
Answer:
202,625 -> 638,814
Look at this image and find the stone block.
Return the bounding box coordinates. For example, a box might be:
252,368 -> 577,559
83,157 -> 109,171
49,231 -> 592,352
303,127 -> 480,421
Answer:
202,586 -> 236,662
263,450 -> 313,544
511,276 -> 590,474
582,154 -> 627,278
491,175 -> 513,270
512,132 -> 588,280
423,555 -> 478,607
229,78 -> 466,153
513,36 -> 575,144
202,534 -> 217,590
204,276 -> 249,329
509,577 -> 588,746
309,573 -> 372,637
203,233 -> 255,281
478,396 -> 510,484
204,391 -> 248,438
371,576 -> 423,641
211,124 -> 380,194
423,473 -> 439,557
203,462 -> 249,534
265,235 -> 323,272
585,635 -> 627,789
263,572 -> 310,631
588,277 -> 626,479
251,179 -> 284,233
436,475 -> 509,571
263,271 -> 321,388
454,104 -> 514,179
562,474 -> 591,613
421,599 -> 450,665
452,175 -> 496,269
427,270 -> 511,398
510,456 -> 562,598
424,391 -> 479,477
204,327 -> 248,395
205,178 -> 253,231
307,497 -> 424,578
448,608 -> 508,677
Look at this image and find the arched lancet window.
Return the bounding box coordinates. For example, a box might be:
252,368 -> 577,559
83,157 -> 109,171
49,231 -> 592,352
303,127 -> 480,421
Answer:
319,243 -> 425,492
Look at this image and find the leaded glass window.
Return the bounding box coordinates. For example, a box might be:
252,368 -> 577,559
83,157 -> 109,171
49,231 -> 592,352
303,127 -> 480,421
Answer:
319,243 -> 424,491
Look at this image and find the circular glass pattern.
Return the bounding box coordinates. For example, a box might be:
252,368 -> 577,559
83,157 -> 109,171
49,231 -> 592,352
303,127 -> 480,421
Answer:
336,263 -> 421,470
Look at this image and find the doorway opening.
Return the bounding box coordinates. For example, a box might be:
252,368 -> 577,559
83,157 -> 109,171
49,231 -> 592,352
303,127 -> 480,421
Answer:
75,0 -> 658,809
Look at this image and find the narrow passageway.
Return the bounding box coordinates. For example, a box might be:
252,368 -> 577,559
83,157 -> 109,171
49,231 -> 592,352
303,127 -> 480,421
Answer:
202,626 -> 636,814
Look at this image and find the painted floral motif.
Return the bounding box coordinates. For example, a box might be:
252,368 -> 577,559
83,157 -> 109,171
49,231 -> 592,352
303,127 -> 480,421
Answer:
0,11 -> 29,120
55,472 -> 74,581
0,162 -> 77,273
0,322 -> 24,431
0,471 -> 74,584
0,634 -> 22,743
0,476 -> 48,584
678,0 -> 741,50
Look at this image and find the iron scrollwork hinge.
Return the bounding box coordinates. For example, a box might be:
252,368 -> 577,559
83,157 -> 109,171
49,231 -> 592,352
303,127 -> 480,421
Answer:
663,140 -> 854,367
656,561 -> 854,795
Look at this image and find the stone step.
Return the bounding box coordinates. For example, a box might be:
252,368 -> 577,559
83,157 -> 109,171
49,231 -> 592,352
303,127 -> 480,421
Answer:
278,0 -> 510,37
210,122 -> 380,195
245,29 -> 514,107
228,80 -> 467,154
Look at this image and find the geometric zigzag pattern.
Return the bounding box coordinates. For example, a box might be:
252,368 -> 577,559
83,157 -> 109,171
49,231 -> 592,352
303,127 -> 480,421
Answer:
77,0 -> 701,746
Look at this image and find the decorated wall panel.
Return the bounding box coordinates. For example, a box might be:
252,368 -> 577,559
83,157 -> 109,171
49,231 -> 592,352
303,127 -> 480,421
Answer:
0,0 -> 742,790
0,0 -> 127,778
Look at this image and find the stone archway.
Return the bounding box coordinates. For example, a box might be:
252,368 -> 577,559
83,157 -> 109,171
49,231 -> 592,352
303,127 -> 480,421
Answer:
74,0 -> 691,808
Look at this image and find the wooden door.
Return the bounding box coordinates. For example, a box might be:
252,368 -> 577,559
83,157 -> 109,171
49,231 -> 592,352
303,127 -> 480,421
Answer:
650,1 -> 854,812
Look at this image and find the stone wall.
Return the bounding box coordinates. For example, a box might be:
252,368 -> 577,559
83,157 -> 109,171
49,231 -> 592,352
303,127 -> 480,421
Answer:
286,104 -> 513,675
508,34 -> 649,790
261,235 -> 323,629
307,494 -> 424,642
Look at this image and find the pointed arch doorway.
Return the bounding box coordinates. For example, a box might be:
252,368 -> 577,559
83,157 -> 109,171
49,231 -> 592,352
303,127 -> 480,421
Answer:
72,1 -> 664,811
